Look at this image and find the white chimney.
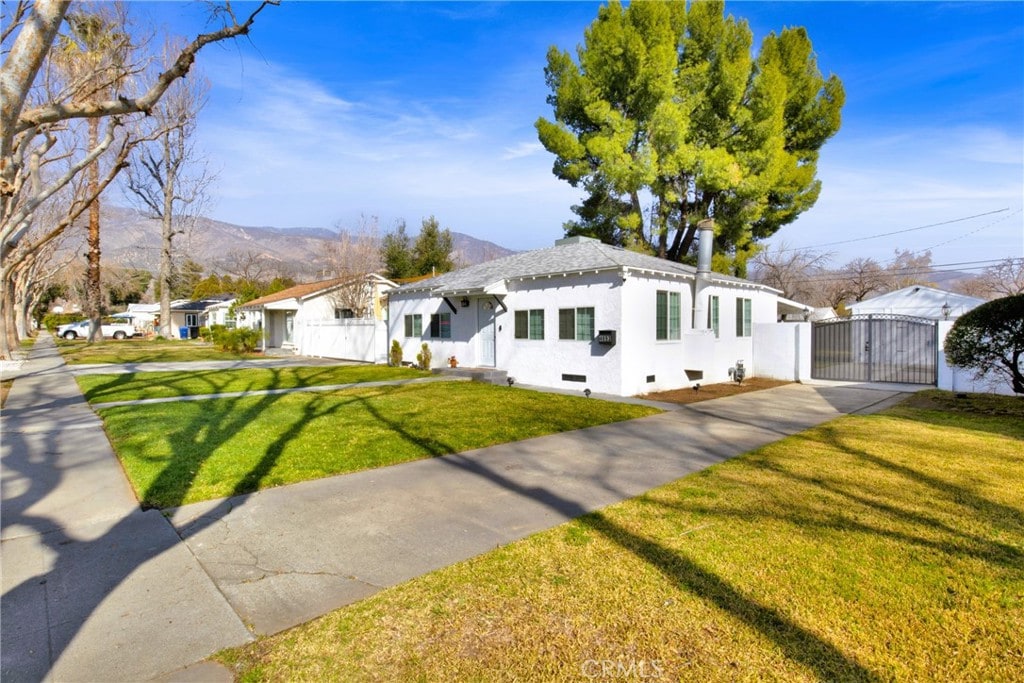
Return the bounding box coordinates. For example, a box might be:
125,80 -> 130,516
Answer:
693,219 -> 715,331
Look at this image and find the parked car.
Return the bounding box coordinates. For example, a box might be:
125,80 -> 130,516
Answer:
57,319 -> 139,340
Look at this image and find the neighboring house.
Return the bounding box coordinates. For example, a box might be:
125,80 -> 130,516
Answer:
202,298 -> 237,328
776,296 -> 835,322
848,286 -> 984,320
169,297 -> 232,339
237,274 -> 397,362
126,302 -> 161,333
387,235 -> 783,397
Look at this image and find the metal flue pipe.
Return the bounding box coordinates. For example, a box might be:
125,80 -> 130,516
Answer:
692,219 -> 715,331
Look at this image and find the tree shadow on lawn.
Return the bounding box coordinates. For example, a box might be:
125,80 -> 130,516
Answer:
352,394 -> 882,681
658,422 -> 1024,573
1,364 -> 336,680
79,368 -> 231,403
135,371 -> 360,508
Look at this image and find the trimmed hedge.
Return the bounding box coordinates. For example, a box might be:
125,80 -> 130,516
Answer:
209,325 -> 262,353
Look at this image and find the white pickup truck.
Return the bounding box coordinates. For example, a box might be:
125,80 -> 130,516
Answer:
57,319 -> 139,340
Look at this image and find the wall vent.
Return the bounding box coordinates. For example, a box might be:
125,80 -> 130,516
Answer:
646,375 -> 656,383
562,373 -> 587,383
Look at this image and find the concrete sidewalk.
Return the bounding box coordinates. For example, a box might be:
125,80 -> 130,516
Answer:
1,334 -> 251,682
2,333 -> 908,681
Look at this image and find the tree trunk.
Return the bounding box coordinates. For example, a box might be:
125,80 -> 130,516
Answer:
14,284 -> 31,340
85,116 -> 102,342
0,273 -> 18,359
0,274 -> 14,358
158,133 -> 175,338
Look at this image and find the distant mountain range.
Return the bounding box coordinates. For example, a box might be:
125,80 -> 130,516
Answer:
59,205 -> 516,279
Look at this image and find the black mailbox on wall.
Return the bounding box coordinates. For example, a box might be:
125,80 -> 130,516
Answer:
596,330 -> 616,346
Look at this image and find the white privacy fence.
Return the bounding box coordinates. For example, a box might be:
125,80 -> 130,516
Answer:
296,319 -> 388,363
753,321 -> 1017,396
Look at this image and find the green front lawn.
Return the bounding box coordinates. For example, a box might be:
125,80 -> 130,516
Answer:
78,365 -> 430,403
218,392 -> 1024,681
57,338 -> 259,364
99,382 -> 658,509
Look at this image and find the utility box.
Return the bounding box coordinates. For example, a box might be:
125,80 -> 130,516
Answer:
597,330 -> 616,346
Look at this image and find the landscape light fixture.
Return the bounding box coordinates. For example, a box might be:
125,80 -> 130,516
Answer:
507,377 -> 515,387
584,388 -> 592,398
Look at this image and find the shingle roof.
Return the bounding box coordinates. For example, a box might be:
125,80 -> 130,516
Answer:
395,236 -> 756,295
238,274 -> 397,309
848,285 -> 985,319
170,298 -> 229,312
239,277 -> 352,309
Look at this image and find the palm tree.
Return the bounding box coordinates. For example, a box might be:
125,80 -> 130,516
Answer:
54,8 -> 129,341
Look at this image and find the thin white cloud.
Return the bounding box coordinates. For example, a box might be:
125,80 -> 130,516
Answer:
193,55 -> 578,248
501,141 -> 544,160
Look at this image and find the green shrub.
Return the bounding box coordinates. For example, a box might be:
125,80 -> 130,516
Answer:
945,293 -> 1024,394
43,313 -> 85,332
389,339 -> 403,366
416,342 -> 432,370
210,326 -> 261,354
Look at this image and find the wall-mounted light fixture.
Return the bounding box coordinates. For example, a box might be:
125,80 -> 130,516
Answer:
460,297 -> 469,308
941,301 -> 951,320
802,307 -> 811,322
484,300 -> 493,310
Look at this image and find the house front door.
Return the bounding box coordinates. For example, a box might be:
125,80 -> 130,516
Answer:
284,312 -> 295,345
477,299 -> 496,367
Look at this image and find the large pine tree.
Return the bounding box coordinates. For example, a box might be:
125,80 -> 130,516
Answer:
536,0 -> 844,275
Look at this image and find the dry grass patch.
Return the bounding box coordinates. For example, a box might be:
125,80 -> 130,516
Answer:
218,392 -> 1024,682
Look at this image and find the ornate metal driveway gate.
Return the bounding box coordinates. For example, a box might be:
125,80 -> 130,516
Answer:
811,315 -> 938,385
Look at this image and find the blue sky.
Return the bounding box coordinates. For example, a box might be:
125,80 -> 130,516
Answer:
134,1 -> 1024,270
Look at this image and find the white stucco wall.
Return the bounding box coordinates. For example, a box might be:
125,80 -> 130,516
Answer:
502,272 -> 623,395
753,322 -> 811,381
619,272 -> 693,395
387,294 -> 478,369
688,282 -> 776,384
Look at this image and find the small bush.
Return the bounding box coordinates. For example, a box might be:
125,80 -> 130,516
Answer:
416,342 -> 432,370
210,326 -> 261,354
389,339 -> 403,366
43,313 -> 85,332
945,293 -> 1024,394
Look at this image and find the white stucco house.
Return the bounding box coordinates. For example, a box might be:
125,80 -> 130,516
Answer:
125,302 -> 161,333
201,298 -> 237,328
169,297 -> 232,339
848,286 -> 984,320
387,235 -> 784,397
238,274 -> 397,362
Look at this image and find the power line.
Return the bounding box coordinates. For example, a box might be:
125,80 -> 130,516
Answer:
773,208 -> 1011,252
919,208 -> 1022,253
755,257 -> 1022,286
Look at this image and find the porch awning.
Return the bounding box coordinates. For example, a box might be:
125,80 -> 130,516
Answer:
432,279 -> 507,298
